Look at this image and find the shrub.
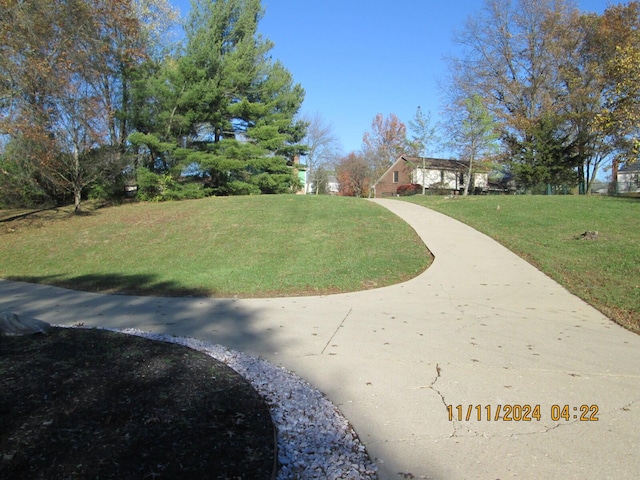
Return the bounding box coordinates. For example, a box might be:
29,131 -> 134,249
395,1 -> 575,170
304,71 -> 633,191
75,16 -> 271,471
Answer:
135,167 -> 164,201
396,184 -> 423,196
135,167 -> 211,201
218,181 -> 262,196
424,182 -> 452,196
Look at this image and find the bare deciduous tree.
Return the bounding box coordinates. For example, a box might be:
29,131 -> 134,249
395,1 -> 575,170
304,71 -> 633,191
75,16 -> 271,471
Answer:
362,113 -> 408,181
447,0 -> 640,193
448,0 -> 582,188
301,113 -> 342,194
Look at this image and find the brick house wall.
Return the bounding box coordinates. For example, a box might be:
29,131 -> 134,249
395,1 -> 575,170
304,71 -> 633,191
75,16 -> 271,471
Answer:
372,157 -> 415,197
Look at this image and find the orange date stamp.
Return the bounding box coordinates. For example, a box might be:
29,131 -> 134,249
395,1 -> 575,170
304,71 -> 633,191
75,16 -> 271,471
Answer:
447,404 -> 599,422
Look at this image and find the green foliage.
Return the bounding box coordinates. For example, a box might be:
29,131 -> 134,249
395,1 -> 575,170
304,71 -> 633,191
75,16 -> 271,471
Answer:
594,3 -> 640,166
252,173 -> 293,194
125,0 -> 307,198
135,167 -> 210,201
127,131 -> 180,176
446,94 -> 499,195
448,1 -> 640,196
507,114 -> 580,189
128,132 -> 177,156
219,181 -> 262,196
87,176 -> 126,202
162,182 -> 211,201
135,167 -> 166,201
0,0 -> 150,211
408,106 -> 439,157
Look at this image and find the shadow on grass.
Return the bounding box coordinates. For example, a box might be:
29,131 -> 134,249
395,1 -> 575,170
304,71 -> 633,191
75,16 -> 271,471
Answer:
0,206 -> 61,223
0,200 -> 112,223
5,273 -> 211,298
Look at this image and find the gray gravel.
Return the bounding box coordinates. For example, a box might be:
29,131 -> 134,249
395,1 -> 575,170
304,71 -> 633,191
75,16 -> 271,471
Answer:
114,328 -> 378,479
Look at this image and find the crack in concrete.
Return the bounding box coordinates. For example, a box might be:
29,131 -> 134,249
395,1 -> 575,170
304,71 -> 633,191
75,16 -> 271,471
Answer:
423,363 -> 459,438
421,363 -> 493,439
423,363 -> 590,440
321,308 -> 352,355
419,365 -> 639,443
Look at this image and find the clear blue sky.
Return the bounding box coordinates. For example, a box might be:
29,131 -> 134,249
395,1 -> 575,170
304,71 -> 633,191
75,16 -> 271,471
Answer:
170,0 -> 610,156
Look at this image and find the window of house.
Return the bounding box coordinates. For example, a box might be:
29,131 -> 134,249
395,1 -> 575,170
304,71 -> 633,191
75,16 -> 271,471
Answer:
393,171 -> 399,183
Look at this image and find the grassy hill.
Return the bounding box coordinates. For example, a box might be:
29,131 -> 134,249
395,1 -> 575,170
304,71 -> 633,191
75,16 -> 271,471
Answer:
0,195 -> 430,297
2,194 -> 637,333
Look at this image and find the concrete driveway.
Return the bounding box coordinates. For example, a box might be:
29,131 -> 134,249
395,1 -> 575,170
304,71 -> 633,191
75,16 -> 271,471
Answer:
1,198 -> 639,479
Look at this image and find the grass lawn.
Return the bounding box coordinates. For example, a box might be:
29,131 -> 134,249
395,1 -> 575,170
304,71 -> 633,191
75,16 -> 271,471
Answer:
0,195 -> 430,297
401,195 -> 640,333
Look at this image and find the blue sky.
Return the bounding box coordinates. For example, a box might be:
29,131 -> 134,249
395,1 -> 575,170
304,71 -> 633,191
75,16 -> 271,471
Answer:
170,0 -> 610,156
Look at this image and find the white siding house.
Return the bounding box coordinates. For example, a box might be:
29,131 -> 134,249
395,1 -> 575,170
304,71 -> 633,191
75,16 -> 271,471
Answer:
617,163 -> 640,193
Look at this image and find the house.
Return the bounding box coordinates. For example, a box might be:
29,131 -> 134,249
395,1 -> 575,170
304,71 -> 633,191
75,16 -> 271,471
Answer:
617,162 -> 640,193
308,175 -> 339,195
372,155 -> 489,198
291,155 -> 307,194
589,180 -> 609,195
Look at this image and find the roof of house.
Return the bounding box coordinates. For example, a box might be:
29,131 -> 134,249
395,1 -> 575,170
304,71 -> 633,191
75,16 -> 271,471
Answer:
401,156 -> 469,170
619,162 -> 640,173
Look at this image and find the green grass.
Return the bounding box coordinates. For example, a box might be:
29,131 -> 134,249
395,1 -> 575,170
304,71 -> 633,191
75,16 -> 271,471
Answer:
401,195 -> 640,332
0,195 -> 430,297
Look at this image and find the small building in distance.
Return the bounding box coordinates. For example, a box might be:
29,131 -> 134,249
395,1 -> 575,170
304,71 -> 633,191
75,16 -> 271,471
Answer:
617,162 -> 640,194
372,155 -> 489,198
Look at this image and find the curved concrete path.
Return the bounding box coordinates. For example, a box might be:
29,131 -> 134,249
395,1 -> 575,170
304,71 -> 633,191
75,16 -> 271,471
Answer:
1,198 -> 639,479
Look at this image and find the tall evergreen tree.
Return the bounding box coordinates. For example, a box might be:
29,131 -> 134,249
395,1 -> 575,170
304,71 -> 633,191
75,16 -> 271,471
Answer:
166,0 -> 307,195
506,113 -> 580,189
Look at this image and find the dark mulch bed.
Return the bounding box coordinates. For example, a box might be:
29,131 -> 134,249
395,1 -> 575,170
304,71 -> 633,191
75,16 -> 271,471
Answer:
0,327 -> 276,479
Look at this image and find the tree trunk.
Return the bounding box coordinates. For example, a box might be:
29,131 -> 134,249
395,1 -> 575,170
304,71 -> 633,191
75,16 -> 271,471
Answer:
463,153 -> 474,196
119,67 -> 129,147
74,188 -> 82,213
72,148 -> 82,214
586,163 -> 599,195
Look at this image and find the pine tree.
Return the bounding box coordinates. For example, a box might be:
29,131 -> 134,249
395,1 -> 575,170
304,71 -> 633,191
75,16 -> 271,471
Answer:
173,0 -> 307,195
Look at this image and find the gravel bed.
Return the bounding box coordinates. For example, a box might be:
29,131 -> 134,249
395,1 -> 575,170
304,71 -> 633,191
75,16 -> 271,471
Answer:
115,328 -> 378,480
